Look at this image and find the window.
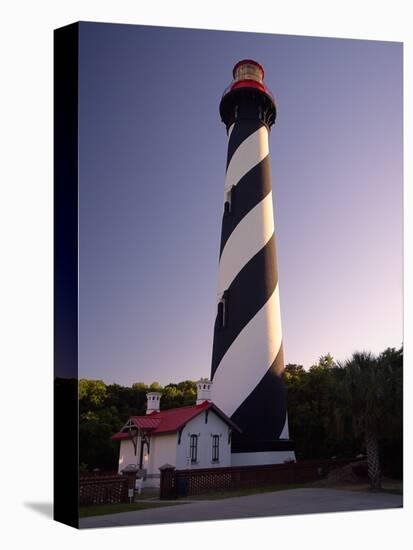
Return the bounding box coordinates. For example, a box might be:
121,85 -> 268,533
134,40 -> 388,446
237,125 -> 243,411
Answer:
217,291 -> 228,329
212,435 -> 220,462
190,434 -> 198,463
224,187 -> 232,214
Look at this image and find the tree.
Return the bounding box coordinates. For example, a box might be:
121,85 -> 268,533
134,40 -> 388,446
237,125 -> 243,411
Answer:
376,346 -> 403,478
309,353 -> 336,372
131,382 -> 148,392
318,353 -> 336,369
339,351 -> 390,489
284,363 -> 305,382
79,379 -> 107,410
284,362 -> 346,459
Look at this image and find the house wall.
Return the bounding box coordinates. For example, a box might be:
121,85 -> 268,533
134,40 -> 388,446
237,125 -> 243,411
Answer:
116,410 -> 233,487
176,410 -> 232,469
147,433 -> 177,476
117,438 -> 140,472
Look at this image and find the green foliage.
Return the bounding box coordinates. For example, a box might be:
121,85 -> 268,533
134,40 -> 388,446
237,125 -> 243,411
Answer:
79,379 -> 107,407
131,382 -> 148,392
334,350 -> 403,487
285,346 -> 403,479
317,353 -> 337,369
285,359 -> 358,460
377,346 -> 403,478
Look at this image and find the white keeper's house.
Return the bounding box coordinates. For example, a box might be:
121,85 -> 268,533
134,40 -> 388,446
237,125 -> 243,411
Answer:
111,379 -> 241,486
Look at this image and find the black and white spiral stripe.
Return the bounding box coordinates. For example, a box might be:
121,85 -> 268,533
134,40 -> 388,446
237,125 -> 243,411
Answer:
211,120 -> 289,449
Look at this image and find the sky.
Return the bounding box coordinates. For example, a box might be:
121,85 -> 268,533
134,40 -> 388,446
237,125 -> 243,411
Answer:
78,22 -> 403,386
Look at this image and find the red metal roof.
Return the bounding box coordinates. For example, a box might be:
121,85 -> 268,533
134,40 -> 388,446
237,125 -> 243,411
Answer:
130,416 -> 161,430
150,401 -> 210,434
111,401 -> 240,440
111,431 -> 131,441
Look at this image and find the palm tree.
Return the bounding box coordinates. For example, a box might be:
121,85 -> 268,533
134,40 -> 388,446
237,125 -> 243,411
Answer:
377,346 -> 403,478
340,351 -> 390,489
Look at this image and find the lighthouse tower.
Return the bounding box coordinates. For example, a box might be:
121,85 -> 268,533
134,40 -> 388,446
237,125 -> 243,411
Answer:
210,60 -> 295,465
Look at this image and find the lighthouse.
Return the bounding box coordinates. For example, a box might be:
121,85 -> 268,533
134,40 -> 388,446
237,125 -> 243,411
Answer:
210,60 -> 295,465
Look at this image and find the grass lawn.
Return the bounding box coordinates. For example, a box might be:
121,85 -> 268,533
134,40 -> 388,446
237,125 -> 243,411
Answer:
181,483 -> 307,500
310,478 -> 403,495
134,488 -> 160,500
369,487 -> 403,495
79,501 -> 183,518
337,485 -> 403,495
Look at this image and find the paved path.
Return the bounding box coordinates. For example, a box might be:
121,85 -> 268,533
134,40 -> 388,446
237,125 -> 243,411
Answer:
80,488 -> 402,529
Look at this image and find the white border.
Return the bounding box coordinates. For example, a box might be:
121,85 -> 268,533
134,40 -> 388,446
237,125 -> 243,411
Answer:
0,1 -> 410,548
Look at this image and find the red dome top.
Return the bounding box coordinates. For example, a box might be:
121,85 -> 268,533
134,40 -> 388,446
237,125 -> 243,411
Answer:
220,59 -> 276,129
222,59 -> 273,100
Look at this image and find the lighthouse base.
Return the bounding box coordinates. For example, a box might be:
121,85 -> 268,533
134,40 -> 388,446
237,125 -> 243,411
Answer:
231,450 -> 296,466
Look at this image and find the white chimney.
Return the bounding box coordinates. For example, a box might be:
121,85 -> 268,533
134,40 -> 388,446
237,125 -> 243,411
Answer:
196,378 -> 212,405
146,391 -> 161,414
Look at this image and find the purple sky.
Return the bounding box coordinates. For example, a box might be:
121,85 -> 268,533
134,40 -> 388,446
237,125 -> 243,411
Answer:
78,23 -> 402,386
